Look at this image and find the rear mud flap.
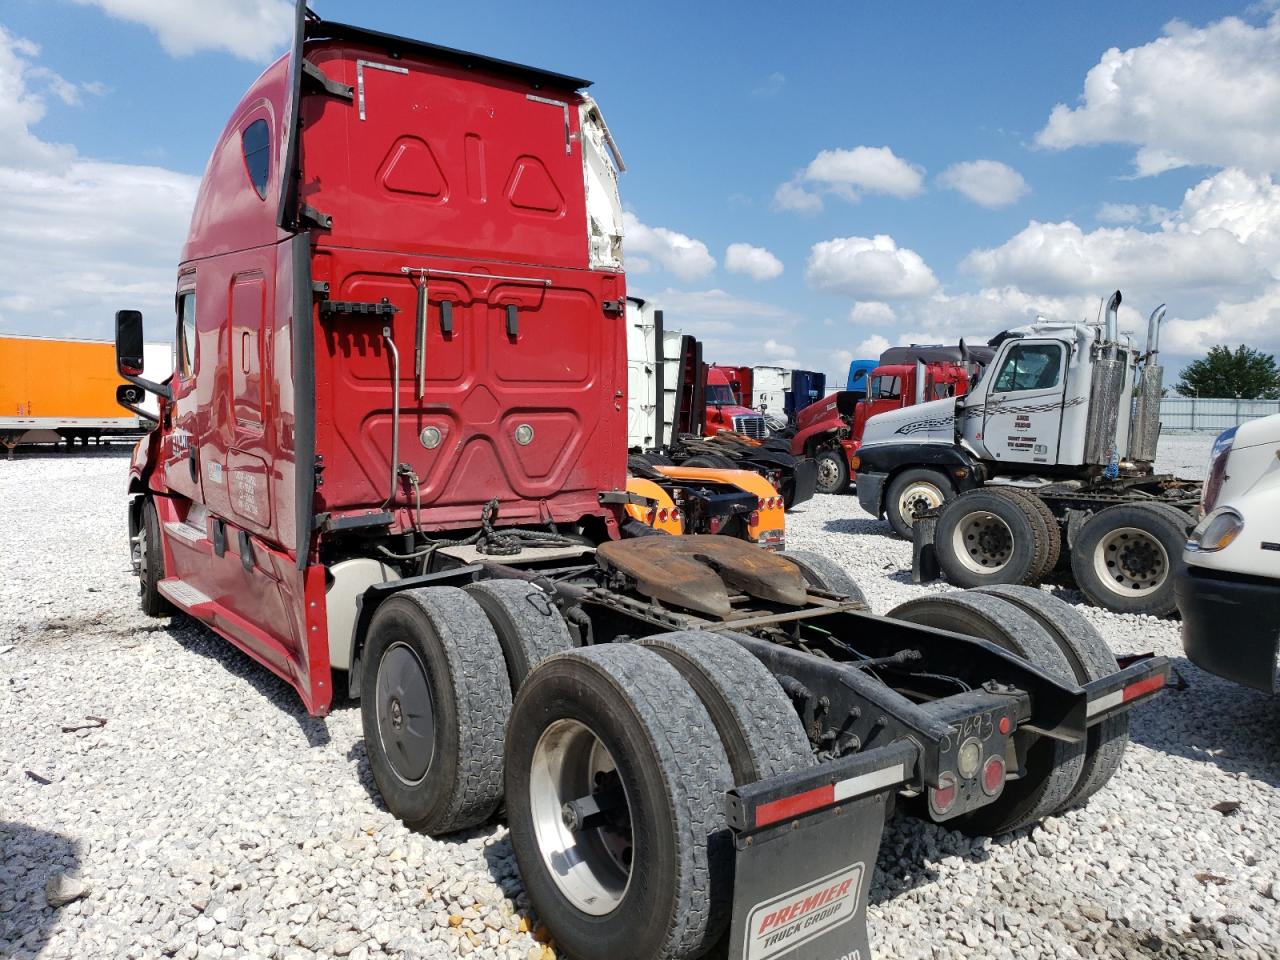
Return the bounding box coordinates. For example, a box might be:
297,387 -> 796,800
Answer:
911,512 -> 940,584
726,742 -> 917,960
729,796 -> 884,960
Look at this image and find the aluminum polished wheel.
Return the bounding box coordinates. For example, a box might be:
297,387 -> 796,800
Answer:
375,641 -> 435,786
1094,526 -> 1168,597
529,718 -> 633,916
953,510 -> 1014,573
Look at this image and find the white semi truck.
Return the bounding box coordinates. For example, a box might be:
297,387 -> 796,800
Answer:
854,292 -> 1201,616
1177,414 -> 1280,690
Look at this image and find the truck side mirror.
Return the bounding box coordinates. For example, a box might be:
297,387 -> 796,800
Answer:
114,308 -> 172,400
116,309 -> 145,377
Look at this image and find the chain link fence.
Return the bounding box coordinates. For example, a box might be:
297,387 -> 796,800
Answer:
1160,397 -> 1280,431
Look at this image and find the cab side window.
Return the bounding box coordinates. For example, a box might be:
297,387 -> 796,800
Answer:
177,291 -> 197,379
871,375 -> 902,401
993,343 -> 1062,392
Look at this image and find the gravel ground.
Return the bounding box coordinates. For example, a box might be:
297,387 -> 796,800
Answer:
3,431 -> 1279,960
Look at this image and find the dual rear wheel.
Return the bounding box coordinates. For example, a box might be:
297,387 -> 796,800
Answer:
360,587 -> 816,960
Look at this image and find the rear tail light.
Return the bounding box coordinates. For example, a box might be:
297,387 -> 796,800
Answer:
928,774 -> 957,817
670,508 -> 681,522
982,756 -> 1005,797
957,738 -> 981,779
646,509 -> 656,523
657,508 -> 670,523
748,510 -> 760,527
998,715 -> 1011,735
709,515 -> 724,533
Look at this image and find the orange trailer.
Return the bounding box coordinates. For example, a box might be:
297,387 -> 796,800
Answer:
0,335 -> 169,450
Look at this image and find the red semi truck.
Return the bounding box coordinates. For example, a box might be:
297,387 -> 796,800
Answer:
793,358 -> 973,494
115,7 -> 1169,958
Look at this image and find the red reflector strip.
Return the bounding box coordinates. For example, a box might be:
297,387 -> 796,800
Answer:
754,784 -> 834,828
1122,672 -> 1165,702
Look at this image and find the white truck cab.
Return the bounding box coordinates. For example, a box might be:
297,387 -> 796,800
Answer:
1177,414 -> 1280,692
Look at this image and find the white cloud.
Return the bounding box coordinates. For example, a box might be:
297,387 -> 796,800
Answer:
753,72 -> 786,98
804,146 -> 924,200
771,179 -> 823,214
0,26 -> 78,170
806,235 -> 939,300
937,160 -> 1029,208
0,27 -> 199,339
724,242 -> 783,281
70,0 -> 294,62
1096,202 -> 1143,224
1035,12 -> 1280,176
854,334 -> 891,358
762,338 -> 797,360
848,302 -> 896,326
773,145 -> 924,213
622,212 -> 716,281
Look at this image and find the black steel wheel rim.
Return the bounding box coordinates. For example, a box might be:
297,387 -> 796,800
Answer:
376,641 -> 436,785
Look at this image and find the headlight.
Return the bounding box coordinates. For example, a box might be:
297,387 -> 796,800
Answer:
1187,507 -> 1244,553
1201,426 -> 1238,512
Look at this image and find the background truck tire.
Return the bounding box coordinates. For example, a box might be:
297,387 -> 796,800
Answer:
638,631 -> 815,784
463,580 -> 575,691
971,584 -> 1129,810
884,468 -> 955,539
990,487 -> 1062,579
885,592 -> 1085,835
360,586 -> 512,835
1003,491 -> 1064,576
933,489 -> 1045,588
778,550 -> 868,604
1069,502 -> 1190,616
814,448 -> 850,494
138,498 -> 173,617
505,645 -> 734,960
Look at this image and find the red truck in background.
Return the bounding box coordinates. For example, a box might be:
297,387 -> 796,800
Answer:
111,7 -> 1170,958
792,355 -> 977,494
703,364 -> 766,438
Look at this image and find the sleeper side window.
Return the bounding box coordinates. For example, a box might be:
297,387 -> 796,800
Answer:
242,119 -> 270,200
177,291 -> 197,379
993,343 -> 1064,392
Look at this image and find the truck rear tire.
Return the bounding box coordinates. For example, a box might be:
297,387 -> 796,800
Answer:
463,580 -> 575,691
1069,502 -> 1190,616
885,592 -> 1085,835
638,631 -> 815,784
989,488 -> 1061,580
884,468 -> 955,539
814,449 -> 850,494
505,645 -> 734,960
933,490 -> 1045,588
360,587 -> 512,834
138,498 -> 173,618
778,550 -> 868,604
970,584 -> 1129,810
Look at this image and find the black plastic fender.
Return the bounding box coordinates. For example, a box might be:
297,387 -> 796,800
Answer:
855,443 -> 984,517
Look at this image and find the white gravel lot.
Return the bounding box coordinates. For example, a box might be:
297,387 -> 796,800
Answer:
3,431 -> 1279,960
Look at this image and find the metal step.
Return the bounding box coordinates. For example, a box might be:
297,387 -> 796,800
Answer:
158,579 -> 212,608
164,521 -> 207,545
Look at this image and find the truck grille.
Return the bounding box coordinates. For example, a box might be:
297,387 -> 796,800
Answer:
732,415 -> 767,439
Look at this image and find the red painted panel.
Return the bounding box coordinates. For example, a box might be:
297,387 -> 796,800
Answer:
302,44 -> 589,270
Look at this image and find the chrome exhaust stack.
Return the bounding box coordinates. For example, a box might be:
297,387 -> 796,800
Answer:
1128,303 -> 1167,466
1085,290 -> 1126,469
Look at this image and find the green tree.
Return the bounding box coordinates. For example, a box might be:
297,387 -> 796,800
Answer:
1175,345 -> 1280,400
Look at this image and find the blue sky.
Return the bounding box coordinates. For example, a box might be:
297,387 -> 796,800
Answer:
2,1 -> 1278,389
